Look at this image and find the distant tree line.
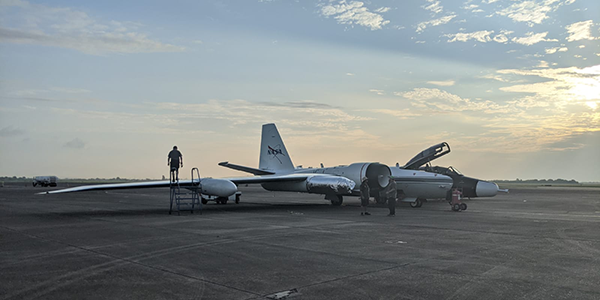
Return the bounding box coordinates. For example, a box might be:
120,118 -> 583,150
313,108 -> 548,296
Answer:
495,178 -> 579,184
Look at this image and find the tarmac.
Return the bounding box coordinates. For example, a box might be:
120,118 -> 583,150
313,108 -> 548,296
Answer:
1,182 -> 600,299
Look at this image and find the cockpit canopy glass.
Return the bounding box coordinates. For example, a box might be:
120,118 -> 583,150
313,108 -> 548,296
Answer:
448,166 -> 463,176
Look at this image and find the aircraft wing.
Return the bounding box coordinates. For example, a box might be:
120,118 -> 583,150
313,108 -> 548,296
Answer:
37,174 -> 313,195
224,173 -> 310,185
37,179 -> 200,194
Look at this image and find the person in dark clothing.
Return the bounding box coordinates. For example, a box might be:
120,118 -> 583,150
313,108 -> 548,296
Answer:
386,178 -> 397,216
167,146 -> 183,182
359,178 -> 371,216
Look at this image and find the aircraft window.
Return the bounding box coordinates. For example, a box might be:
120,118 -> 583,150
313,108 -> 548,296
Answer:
448,166 -> 463,176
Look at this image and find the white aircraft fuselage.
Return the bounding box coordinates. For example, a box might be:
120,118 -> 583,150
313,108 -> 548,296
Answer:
220,123 -> 453,205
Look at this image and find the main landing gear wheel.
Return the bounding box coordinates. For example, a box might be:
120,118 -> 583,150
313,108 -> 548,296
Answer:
330,195 -> 343,206
201,198 -> 208,205
452,203 -> 461,212
459,203 -> 467,211
410,198 -> 424,208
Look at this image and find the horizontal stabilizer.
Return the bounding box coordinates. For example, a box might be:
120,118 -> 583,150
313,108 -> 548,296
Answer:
218,161 -> 275,175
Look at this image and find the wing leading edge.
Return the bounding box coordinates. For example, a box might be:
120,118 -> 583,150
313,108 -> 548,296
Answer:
37,179 -> 201,194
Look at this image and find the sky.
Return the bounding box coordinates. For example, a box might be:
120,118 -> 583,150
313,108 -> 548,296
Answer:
0,0 -> 599,182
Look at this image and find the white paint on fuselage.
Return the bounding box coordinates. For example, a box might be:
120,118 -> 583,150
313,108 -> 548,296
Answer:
277,163 -> 453,200
391,167 -> 453,200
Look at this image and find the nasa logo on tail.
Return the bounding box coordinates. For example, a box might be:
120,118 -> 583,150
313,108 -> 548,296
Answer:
267,145 -> 286,164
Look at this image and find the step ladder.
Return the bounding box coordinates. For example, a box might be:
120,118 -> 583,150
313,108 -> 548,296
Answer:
169,167 -> 202,215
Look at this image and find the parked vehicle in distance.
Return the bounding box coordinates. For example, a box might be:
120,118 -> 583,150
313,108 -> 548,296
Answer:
33,176 -> 58,187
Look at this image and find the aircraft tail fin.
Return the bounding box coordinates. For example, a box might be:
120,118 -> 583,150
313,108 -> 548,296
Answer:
259,123 -> 295,172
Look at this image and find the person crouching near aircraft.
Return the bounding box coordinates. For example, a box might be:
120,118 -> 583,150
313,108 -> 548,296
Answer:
360,178 -> 371,216
168,146 -> 183,182
386,177 -> 397,217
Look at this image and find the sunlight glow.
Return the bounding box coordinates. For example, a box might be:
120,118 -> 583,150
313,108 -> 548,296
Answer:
568,78 -> 600,101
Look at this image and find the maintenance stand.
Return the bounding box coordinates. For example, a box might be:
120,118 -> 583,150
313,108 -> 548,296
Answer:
169,167 -> 202,215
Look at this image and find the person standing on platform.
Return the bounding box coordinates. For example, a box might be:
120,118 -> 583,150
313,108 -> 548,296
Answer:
360,178 -> 371,216
167,146 -> 183,182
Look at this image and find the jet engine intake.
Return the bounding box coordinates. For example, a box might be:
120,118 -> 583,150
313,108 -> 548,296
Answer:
365,163 -> 392,189
306,176 -> 355,195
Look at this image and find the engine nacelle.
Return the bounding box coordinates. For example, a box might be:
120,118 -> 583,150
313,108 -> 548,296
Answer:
200,178 -> 238,197
321,162 -> 391,191
261,175 -> 355,195
306,175 -> 355,195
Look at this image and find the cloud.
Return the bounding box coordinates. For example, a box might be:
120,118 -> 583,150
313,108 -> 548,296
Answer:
367,108 -> 421,119
416,14 -> 456,33
257,100 -> 338,109
0,1 -> 185,55
480,111 -> 600,153
320,1 -> 390,30
545,46 -> 568,54
397,88 -> 507,113
369,89 -> 384,95
0,126 -> 25,137
151,99 -> 372,129
423,0 -> 443,14
462,4 -> 480,11
492,30 -> 514,43
374,7 -> 391,13
427,80 -> 455,86
50,87 -> 91,94
497,65 -> 600,108
537,60 -> 550,68
64,138 -> 85,149
495,0 -> 562,26
445,30 -> 494,42
511,31 -> 557,45
565,20 -> 596,42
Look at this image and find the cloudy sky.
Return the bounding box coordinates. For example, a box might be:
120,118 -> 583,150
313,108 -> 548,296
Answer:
1,0 -> 599,181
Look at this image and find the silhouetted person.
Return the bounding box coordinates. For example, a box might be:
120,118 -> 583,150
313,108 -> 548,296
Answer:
360,178 -> 371,216
386,178 -> 397,217
168,146 -> 183,182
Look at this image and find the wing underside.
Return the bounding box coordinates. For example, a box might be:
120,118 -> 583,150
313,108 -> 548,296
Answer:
225,173 -> 310,185
38,179 -> 200,194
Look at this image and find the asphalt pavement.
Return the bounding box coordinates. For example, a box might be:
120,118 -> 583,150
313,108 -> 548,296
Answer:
1,183 -> 599,299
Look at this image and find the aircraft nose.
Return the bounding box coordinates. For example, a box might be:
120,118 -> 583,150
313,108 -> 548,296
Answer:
475,181 -> 499,197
